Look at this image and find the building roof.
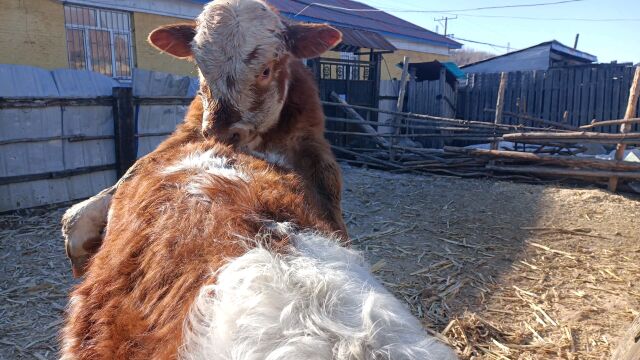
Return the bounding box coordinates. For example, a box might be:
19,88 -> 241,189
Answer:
461,40 -> 597,69
190,0 -> 461,49
333,26 -> 396,52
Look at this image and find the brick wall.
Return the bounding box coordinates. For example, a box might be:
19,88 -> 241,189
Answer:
381,50 -> 450,80
0,0 -> 68,69
132,12 -> 197,77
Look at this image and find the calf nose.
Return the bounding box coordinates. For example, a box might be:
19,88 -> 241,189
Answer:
225,126 -> 251,146
201,98 -> 242,140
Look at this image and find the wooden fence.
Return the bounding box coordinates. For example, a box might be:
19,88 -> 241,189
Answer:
0,66 -> 196,212
320,64 -> 640,193
457,64 -> 640,133
407,78 -> 456,119
0,92 -> 192,212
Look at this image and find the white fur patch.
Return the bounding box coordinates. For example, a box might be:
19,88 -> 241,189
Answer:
251,151 -> 291,169
62,192 -> 112,258
193,0 -> 284,101
164,150 -> 249,181
164,150 -> 249,202
180,231 -> 458,359
60,295 -> 85,360
193,0 -> 288,134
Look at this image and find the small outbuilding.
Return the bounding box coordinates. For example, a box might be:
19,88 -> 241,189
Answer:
461,40 -> 597,74
407,60 -> 465,87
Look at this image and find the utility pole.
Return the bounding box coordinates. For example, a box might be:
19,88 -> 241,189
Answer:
434,16 -> 457,36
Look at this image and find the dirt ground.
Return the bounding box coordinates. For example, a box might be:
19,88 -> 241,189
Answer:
1,165 -> 639,359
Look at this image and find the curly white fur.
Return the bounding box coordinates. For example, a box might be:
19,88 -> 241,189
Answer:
180,229 -> 458,360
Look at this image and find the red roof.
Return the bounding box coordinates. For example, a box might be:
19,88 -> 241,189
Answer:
269,0 -> 461,49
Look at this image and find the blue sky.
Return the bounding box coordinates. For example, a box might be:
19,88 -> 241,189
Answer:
357,0 -> 640,63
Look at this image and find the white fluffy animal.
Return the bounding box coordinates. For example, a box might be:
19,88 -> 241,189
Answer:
181,225 -> 458,360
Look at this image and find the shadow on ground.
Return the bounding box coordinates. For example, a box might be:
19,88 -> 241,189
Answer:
341,165 -> 640,359
0,165 -> 639,359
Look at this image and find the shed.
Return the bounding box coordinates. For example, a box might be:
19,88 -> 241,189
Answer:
407,60 -> 465,87
461,40 -> 597,74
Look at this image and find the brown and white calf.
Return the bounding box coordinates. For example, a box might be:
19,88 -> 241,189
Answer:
62,0 -> 348,277
61,1 -> 458,358
61,138 -> 457,359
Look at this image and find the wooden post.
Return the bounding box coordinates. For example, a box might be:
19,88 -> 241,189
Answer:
439,67 -> 447,117
391,56 -> 410,160
491,72 -> 509,150
608,65 -> 640,192
113,87 -> 136,178
329,91 -> 389,148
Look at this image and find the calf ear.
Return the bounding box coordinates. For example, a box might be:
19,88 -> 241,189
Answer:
148,23 -> 196,59
286,23 -> 342,59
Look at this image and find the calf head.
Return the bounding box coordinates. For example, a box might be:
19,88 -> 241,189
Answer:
148,0 -> 341,149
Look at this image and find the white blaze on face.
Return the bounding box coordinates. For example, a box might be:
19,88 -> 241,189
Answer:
193,0 -> 288,134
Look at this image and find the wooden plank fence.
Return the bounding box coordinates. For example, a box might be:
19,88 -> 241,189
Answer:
0,92 -> 193,212
405,72 -> 457,148
457,64 -> 640,133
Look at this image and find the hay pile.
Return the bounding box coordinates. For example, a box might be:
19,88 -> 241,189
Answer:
0,209 -> 74,359
1,165 -> 638,359
342,165 -> 639,359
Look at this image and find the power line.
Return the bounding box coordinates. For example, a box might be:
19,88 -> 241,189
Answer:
394,0 -> 586,13
441,13 -> 640,22
434,16 -> 457,36
449,36 -> 516,51
295,0 -> 585,16
288,0 -> 455,43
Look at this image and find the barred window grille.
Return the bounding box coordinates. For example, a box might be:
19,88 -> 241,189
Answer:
64,5 -> 134,80
339,52 -> 360,80
322,64 -> 331,79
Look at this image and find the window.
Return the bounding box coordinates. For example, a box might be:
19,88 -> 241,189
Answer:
339,52 -> 361,80
64,5 -> 134,80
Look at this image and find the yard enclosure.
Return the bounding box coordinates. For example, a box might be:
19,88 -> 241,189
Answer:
1,166 -> 638,359
0,65 -> 196,212
455,64 -> 639,132
2,64 -> 640,212
1,63 -> 639,359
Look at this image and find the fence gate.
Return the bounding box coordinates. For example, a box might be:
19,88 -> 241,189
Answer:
308,56 -> 380,146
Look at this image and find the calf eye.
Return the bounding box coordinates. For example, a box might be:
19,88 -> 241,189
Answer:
262,67 -> 271,77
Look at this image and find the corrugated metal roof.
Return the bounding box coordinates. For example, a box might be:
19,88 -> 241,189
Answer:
190,0 -> 460,49
334,26 -> 396,52
442,62 -> 466,79
549,41 -> 597,62
461,40 -> 597,70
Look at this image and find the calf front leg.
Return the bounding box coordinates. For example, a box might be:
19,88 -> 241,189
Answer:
61,187 -> 114,277
294,142 -> 349,243
61,162 -> 140,277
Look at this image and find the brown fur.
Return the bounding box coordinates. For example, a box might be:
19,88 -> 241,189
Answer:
285,23 -> 343,59
258,61 -> 346,236
63,9 -> 349,358
66,57 -> 346,277
62,141 -> 335,359
153,59 -> 346,237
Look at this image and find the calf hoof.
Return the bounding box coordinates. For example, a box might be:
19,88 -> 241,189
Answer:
61,193 -> 112,277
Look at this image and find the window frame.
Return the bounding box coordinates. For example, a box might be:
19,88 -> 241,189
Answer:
63,4 -> 135,81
